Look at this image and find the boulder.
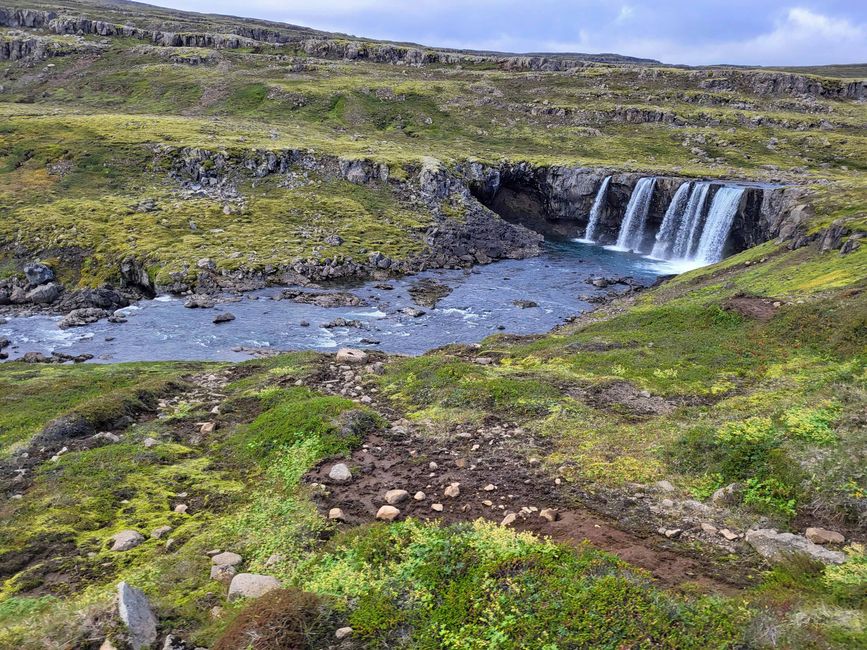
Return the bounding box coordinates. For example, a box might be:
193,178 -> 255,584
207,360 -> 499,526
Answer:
328,463 -> 352,482
26,282 -> 62,304
117,581 -> 158,650
111,530 -> 145,552
805,527 -> 845,545
213,312 -> 235,324
328,507 -> 346,521
211,551 -> 242,566
184,295 -> 215,308
24,263 -> 54,286
59,308 -> 108,329
745,528 -> 846,565
210,564 -> 236,584
336,348 -> 368,364
376,505 -> 400,521
227,573 -> 281,601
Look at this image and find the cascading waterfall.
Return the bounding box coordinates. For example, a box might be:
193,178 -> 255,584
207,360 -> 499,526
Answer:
671,182 -> 712,259
614,177 -> 656,252
650,181 -> 692,259
694,186 -> 745,264
583,175 -> 611,242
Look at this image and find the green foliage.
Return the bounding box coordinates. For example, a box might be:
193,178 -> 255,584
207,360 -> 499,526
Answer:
742,477 -> 798,518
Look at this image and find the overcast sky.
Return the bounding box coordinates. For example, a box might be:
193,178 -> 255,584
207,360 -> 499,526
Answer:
155,1 -> 865,66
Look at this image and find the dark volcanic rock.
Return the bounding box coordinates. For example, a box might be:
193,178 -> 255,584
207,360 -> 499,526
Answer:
59,308 -> 109,329
281,289 -> 366,308
24,263 -> 54,287
58,288 -> 129,312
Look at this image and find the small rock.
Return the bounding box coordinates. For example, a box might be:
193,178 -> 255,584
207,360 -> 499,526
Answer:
385,489 -> 409,505
228,573 -> 281,601
414,491 -> 426,501
664,528 -> 682,539
111,530 -> 144,552
720,528 -> 740,541
329,507 -> 346,521
482,484 -> 496,492
150,525 -> 172,540
539,508 -> 558,522
711,482 -> 742,506
210,564 -> 236,584
805,527 -> 845,545
444,482 -> 460,498
174,504 -> 188,514
376,505 -> 400,521
335,627 -> 353,640
265,553 -> 283,567
700,523 -> 718,535
655,480 -> 675,493
501,513 -> 517,526
211,552 -> 242,567
329,463 -> 352,482
143,437 -> 159,448
431,503 -> 444,512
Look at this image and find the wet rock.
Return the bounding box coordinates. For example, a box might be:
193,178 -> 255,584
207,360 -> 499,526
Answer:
58,287 -> 129,312
117,581 -> 158,650
24,263 -> 55,287
323,318 -> 363,329
328,463 -> 352,482
401,307 -> 426,318
408,278 -> 452,308
228,573 -> 281,601
336,348 -> 368,364
111,530 -> 144,551
513,299 -> 538,308
184,295 -> 215,309
385,489 -> 409,505
211,552 -> 242,566
282,289 -> 365,308
213,312 -> 235,324
376,505 -> 400,521
805,527 -> 845,545
59,308 -> 108,329
745,528 -> 846,565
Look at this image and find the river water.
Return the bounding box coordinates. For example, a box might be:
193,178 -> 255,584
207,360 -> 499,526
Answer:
1,240 -> 684,362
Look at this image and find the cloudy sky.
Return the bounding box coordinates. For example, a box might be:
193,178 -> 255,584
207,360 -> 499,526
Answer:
156,1 -> 865,66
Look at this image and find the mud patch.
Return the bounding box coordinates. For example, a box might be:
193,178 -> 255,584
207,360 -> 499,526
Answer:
577,381 -> 680,416
721,294 -> 778,321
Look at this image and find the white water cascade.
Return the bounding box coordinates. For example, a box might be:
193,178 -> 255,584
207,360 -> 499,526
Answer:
614,177 -> 656,252
694,186 -> 745,264
583,175 -> 611,242
650,181 -> 692,259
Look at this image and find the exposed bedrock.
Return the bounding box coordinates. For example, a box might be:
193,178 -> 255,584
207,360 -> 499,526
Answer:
461,161 -> 800,259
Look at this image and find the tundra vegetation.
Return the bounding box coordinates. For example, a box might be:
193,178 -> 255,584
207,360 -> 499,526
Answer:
0,0 -> 865,648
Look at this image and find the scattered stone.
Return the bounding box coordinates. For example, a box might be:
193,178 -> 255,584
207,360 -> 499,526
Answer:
376,505 -> 400,521
700,523 -> 718,535
210,564 -> 236,584
211,552 -> 242,567
414,491 -> 426,501
323,318 -> 363,329
143,437 -> 159,448
117,581 -> 158,650
664,528 -> 683,539
265,553 -> 283,567
428,461 -> 438,470
329,507 -> 346,521
444,482 -> 460,498
150,525 -> 172,540
329,463 -> 352,482
745,529 -> 846,565
401,307 -> 426,318
213,312 -> 235,324
711,482 -> 742,506
59,308 -> 108,329
482,484 -> 496,492
174,504 -> 189,514
199,422 -> 216,434
501,513 -> 517,526
720,528 -> 740,541
111,530 -> 144,552
336,348 -> 368,364
539,508 -> 559,522
228,573 -> 281,601
26,282 -> 62,304
385,489 -> 409,505
655,480 -> 676,493
805,527 -> 845,545
335,627 -> 353,640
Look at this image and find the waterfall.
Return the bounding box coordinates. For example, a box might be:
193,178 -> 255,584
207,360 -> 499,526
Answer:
694,186 -> 745,264
651,182 -> 691,259
615,177 -> 656,252
583,175 -> 611,242
671,182 -> 711,259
